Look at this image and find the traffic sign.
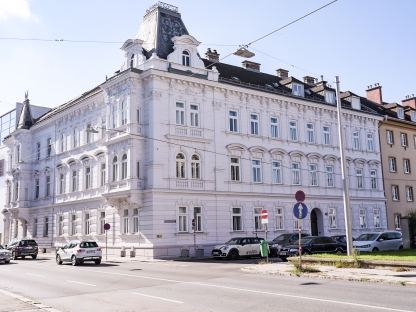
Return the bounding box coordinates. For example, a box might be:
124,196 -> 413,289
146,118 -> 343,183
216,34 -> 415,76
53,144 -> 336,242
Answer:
295,190 -> 306,202
293,202 -> 308,219
104,223 -> 111,231
261,209 -> 268,224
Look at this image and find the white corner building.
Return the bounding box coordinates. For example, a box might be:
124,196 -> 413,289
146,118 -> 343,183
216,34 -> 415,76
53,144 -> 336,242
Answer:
1,2 -> 387,257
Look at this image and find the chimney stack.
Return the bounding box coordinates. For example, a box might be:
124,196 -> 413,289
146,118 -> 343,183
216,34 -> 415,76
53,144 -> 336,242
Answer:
303,76 -> 316,85
242,60 -> 260,72
276,68 -> 289,79
205,48 -> 220,62
402,94 -> 416,110
366,83 -> 383,104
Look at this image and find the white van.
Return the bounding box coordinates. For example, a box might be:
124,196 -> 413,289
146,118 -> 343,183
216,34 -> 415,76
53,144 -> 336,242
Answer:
353,231 -> 403,252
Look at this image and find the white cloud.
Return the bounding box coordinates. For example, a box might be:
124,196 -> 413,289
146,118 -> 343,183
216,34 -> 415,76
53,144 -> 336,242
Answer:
0,0 -> 36,21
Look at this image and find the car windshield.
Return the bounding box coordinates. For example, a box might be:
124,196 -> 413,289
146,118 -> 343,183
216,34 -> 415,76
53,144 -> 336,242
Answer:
225,238 -> 240,245
356,234 -> 379,241
80,242 -> 98,248
272,234 -> 292,243
21,240 -> 37,246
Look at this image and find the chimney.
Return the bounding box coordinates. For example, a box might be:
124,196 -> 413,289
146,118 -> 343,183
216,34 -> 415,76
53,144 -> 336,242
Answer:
303,76 -> 316,85
366,83 -> 383,104
205,48 -> 219,62
402,94 -> 416,110
242,60 -> 260,72
276,68 -> 289,79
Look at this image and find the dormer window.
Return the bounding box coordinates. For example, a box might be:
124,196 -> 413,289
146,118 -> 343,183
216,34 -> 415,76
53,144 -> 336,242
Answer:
292,83 -> 304,97
130,54 -> 135,68
411,111 -> 416,122
351,96 -> 361,110
397,107 -> 404,119
182,50 -> 190,66
325,91 -> 336,104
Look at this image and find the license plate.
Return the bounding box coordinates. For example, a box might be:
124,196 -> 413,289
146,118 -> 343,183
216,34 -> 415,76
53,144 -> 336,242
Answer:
213,252 -> 220,256
280,252 -> 287,256
87,250 -> 95,254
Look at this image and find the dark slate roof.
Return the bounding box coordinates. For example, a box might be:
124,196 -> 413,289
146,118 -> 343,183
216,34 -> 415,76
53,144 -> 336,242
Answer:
17,97 -> 34,129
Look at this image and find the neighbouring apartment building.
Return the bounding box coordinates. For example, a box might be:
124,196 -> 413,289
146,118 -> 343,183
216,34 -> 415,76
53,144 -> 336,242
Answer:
1,2 -> 387,257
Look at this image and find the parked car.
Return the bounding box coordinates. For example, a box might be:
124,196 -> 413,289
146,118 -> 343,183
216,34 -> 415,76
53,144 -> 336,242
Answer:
0,245 -> 11,264
353,231 -> 403,252
331,235 -> 355,244
211,237 -> 265,259
56,240 -> 102,266
269,233 -> 309,256
6,239 -> 38,260
277,236 -> 346,260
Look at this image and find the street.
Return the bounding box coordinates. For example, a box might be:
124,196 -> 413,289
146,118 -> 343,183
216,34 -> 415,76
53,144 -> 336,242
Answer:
0,256 -> 415,312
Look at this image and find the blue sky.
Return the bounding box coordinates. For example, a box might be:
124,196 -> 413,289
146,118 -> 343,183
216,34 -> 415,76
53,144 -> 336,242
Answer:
0,0 -> 415,113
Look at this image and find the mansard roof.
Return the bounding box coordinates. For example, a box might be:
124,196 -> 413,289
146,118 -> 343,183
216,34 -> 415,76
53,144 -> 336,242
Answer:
17,93 -> 34,129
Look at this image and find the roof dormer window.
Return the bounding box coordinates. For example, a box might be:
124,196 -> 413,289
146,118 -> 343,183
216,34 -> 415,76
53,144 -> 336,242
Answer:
351,96 -> 361,110
411,111 -> 416,122
130,54 -> 135,68
325,91 -> 336,104
397,107 -> 404,119
182,50 -> 190,66
292,83 -> 304,97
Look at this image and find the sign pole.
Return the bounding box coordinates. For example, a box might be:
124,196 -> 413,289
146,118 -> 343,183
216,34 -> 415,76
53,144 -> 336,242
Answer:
265,223 -> 268,263
298,218 -> 302,271
105,229 -> 108,261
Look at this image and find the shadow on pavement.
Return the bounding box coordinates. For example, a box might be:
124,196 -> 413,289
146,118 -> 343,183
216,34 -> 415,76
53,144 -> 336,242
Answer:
60,262 -> 120,267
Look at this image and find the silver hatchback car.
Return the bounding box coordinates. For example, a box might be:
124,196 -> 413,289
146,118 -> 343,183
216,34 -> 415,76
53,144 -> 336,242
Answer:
353,231 -> 403,252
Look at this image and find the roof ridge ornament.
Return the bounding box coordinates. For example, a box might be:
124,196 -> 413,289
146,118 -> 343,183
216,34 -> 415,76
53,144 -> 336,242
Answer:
24,90 -> 29,101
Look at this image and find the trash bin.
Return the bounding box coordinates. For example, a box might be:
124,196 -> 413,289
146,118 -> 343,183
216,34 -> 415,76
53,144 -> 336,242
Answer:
120,247 -> 126,257
129,248 -> 136,258
260,240 -> 269,258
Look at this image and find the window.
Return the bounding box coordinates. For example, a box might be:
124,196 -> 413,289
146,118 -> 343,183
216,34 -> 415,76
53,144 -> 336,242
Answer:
394,214 -> 401,230
400,132 -> 408,147
306,123 -> 315,143
182,50 -> 190,66
84,213 -> 91,235
6,182 -> 11,204
386,130 -> 394,145
59,173 -> 65,194
45,175 -> 51,197
33,218 -> 38,237
60,133 -> 65,152
99,211 -> 106,235
323,126 -> 331,145
352,131 -> 360,150
250,113 -> 259,135
16,144 -> 21,162
388,157 -> 397,172
36,142 -> 41,160
292,83 -> 304,96
359,209 -> 367,229
270,117 -> 279,138
85,167 -> 91,189
71,170 -> 78,192
13,181 -> 19,201
193,207 -> 202,232
0,159 -> 3,177
367,133 -> 374,152
406,186 -> 414,202
229,110 -> 238,132
289,121 -> 298,141
101,117 -> 106,138
370,170 -> 377,190
121,154 -> 128,180
73,128 -> 79,148
137,161 -> 140,178
70,214 -> 77,235
291,162 -> 301,185
100,163 -> 106,186
34,178 -> 39,199
309,164 -> 318,186
175,102 -> 185,125
121,101 -> 127,125
254,208 -> 263,231
191,154 -> 200,179
122,209 -> 129,234
112,104 -> 117,128
356,169 -> 363,189
411,111 -> 416,122
112,156 -> 118,181
272,161 -> 282,184
326,165 -> 334,187
230,157 -> 240,181
178,207 -> 187,232
252,159 -> 262,183
404,159 -> 411,174
232,208 -> 242,231
86,123 -> 92,144
58,215 -> 64,236
325,91 -> 335,104
47,138 -> 52,158
190,104 -> 199,127
130,54 -> 134,67
43,217 -> 49,237
275,207 -> 283,230
373,209 -> 381,228
391,185 -> 400,201
176,153 -> 185,179
397,107 -> 404,119
328,208 -> 336,229
133,208 -> 139,234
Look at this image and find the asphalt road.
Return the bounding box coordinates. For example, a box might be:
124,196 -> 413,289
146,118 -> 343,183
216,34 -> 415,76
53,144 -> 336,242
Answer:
0,256 -> 415,312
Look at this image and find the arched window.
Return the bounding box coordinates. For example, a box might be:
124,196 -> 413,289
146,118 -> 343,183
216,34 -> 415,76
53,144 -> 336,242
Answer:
130,54 -> 135,68
191,154 -> 200,179
176,153 -> 186,178
182,50 -> 190,66
112,156 -> 118,181
121,154 -> 128,180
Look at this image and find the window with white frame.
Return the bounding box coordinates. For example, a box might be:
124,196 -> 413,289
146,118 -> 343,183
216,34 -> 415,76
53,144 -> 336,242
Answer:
230,157 -> 240,181
111,104 -> 117,128
404,159 -> 411,174
34,178 -> 39,199
84,213 -> 91,235
328,208 -> 336,229
306,123 -> 315,143
292,83 -> 304,97
59,173 -> 65,194
176,153 -> 186,179
270,117 -> 279,138
133,208 -> 139,233
70,214 -> 77,235
232,208 -> 242,231
370,170 -> 377,190
45,175 -> 51,197
193,207 -> 202,232
121,154 -> 128,180
392,185 -> 399,201
36,142 -> 41,160
394,214 -> 401,230
229,110 -> 238,132
16,144 -> 21,162
112,156 -> 118,181
122,209 -> 129,234
178,207 -> 187,232
100,163 -> 106,187
250,113 -> 259,135
47,138 -> 52,158
359,209 -> 367,228
60,133 -> 65,152
85,166 -> 91,190
73,128 -> 79,148
137,161 -> 140,179
58,215 -> 64,236
406,186 -> 414,202
272,161 -> 282,184
176,102 -> 185,125
356,169 -> 363,189
386,130 -> 394,145
326,165 -> 334,187
397,107 -> 404,119
289,121 -> 298,141
182,50 -> 190,66
411,111 -> 416,122
254,208 -> 263,231
291,162 -> 301,185
325,91 -> 335,104
190,104 -> 199,127
275,207 -> 283,230
388,157 -> 397,172
400,132 -> 408,147
86,123 -> 92,144
99,211 -> 105,235
323,126 -> 331,145
352,131 -> 360,150
13,180 -> 19,201
71,169 -> 78,192
191,154 -> 201,179
367,133 -> 374,152
252,159 -> 262,183
373,208 -> 381,228
33,218 -> 38,237
101,117 -> 106,138
121,100 -> 127,125
43,216 -> 49,237
309,164 -> 318,186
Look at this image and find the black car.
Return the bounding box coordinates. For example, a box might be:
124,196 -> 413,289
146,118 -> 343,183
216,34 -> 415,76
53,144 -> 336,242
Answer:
331,235 -> 355,244
276,236 -> 346,260
268,233 -> 309,256
6,239 -> 38,260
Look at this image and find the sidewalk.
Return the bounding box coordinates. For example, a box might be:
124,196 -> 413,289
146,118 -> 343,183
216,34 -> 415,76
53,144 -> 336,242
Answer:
0,289 -> 61,312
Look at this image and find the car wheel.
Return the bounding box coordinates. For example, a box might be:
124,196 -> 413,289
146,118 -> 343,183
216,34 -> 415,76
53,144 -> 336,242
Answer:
56,255 -> 63,265
5,260 -> 10,264
95,259 -> 101,265
31,255 -> 37,260
279,257 -> 288,262
399,245 -> 403,250
71,255 -> 78,266
372,247 -> 379,252
228,249 -> 239,260
12,252 -> 17,260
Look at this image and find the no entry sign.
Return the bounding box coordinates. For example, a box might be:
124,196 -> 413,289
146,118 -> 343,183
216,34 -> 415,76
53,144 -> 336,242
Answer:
261,209 -> 268,224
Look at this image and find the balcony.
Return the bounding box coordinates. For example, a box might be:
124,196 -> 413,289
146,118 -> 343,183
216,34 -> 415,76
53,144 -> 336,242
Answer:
174,179 -> 204,190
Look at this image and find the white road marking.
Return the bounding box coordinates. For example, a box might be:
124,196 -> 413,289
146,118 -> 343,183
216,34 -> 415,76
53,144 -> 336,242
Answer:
25,273 -> 44,278
66,280 -> 97,287
132,292 -> 183,304
77,268 -> 415,312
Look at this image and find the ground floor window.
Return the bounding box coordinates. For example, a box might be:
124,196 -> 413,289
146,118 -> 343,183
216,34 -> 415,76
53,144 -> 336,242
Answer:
178,207 -> 187,232
232,208 -> 242,231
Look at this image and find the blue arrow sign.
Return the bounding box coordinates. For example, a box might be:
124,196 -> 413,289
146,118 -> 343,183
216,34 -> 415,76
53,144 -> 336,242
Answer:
293,202 -> 308,219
